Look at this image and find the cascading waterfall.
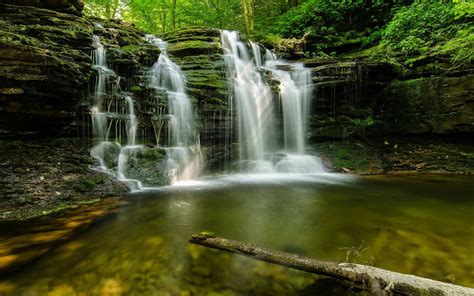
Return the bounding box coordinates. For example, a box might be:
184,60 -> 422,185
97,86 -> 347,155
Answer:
221,31 -> 275,169
146,35 -> 202,184
90,35 -> 144,190
221,30 -> 325,174
89,34 -> 202,188
89,29 -> 325,189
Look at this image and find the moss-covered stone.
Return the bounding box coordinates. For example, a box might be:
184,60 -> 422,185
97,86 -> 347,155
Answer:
378,75 -> 474,135
167,40 -> 219,57
310,140 -> 383,174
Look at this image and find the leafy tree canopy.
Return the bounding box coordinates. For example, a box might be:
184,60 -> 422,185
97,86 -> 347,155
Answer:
83,0 -> 473,63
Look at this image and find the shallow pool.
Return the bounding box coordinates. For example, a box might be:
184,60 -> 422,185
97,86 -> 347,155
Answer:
1,174 -> 473,295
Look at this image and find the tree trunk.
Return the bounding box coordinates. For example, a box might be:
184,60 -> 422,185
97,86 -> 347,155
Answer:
249,0 -> 254,34
189,234 -> 474,296
162,11 -> 167,33
241,0 -> 254,35
171,0 -> 176,30
111,0 -> 119,20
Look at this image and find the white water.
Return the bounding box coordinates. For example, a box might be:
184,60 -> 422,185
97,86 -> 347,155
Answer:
146,35 -> 202,184
221,31 -> 275,164
221,30 -> 324,174
265,61 -> 312,154
90,31 -> 326,189
90,34 -> 202,188
90,35 -> 144,190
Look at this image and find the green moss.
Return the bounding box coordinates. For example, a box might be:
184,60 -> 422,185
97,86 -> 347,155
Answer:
312,141 -> 379,173
74,175 -> 107,193
130,85 -> 143,92
167,40 -> 218,56
351,116 -> 375,127
207,98 -> 226,105
121,44 -> 144,53
140,148 -> 166,160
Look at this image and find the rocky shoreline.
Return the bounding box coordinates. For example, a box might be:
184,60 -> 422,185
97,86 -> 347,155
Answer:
0,138 -> 127,221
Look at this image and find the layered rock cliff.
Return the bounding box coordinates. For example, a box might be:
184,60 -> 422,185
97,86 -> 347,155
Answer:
0,2 -> 92,136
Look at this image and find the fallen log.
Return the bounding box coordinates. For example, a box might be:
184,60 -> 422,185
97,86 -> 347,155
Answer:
189,234 -> 474,296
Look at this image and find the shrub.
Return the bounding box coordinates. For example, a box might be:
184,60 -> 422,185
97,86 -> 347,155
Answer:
382,2 -> 474,63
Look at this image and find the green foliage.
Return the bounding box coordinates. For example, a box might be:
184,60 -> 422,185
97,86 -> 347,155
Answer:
84,0 -> 239,33
82,0 -> 472,67
273,0 -> 410,54
351,116 -> 375,127
83,0 -> 122,20
381,2 -> 474,63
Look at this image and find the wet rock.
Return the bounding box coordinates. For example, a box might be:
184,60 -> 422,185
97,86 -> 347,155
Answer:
378,75 -> 474,135
161,27 -> 231,172
0,138 -> 127,221
0,0 -> 84,16
0,3 -> 92,137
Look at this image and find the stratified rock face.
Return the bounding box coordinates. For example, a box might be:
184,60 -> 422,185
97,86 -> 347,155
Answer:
162,27 -> 231,171
90,18 -> 160,74
0,0 -> 83,15
0,3 -> 92,137
380,75 -> 474,134
299,58 -> 394,141
299,55 -> 474,140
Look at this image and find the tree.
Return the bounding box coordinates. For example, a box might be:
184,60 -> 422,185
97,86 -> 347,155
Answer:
83,0 -> 121,20
241,0 -> 254,34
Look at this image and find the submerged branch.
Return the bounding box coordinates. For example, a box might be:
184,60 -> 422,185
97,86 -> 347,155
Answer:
189,234 -> 474,296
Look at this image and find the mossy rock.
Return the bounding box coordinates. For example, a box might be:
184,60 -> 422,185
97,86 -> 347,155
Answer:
167,40 -> 220,57
379,75 -> 474,135
311,141 -> 382,174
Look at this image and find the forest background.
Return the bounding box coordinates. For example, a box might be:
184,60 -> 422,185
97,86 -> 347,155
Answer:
84,0 -> 472,65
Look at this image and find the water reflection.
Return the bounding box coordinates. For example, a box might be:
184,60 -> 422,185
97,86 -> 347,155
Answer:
1,176 -> 473,295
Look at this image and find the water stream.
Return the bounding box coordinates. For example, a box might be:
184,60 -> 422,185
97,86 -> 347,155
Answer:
89,34 -> 202,189
90,35 -> 143,190
221,30 -> 325,174
146,35 -> 202,184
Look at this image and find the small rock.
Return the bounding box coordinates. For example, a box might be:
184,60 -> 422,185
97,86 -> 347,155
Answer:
384,140 -> 389,145
393,144 -> 398,149
342,167 -> 350,173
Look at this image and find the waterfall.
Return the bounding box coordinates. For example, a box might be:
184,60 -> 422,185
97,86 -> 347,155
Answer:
265,61 -> 312,154
90,35 -> 144,190
221,31 -> 275,167
89,30 -> 324,189
146,35 -> 202,184
221,30 -> 325,174
89,33 -> 202,189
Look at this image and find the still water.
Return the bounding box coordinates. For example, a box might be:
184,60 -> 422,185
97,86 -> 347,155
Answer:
1,175 -> 473,295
